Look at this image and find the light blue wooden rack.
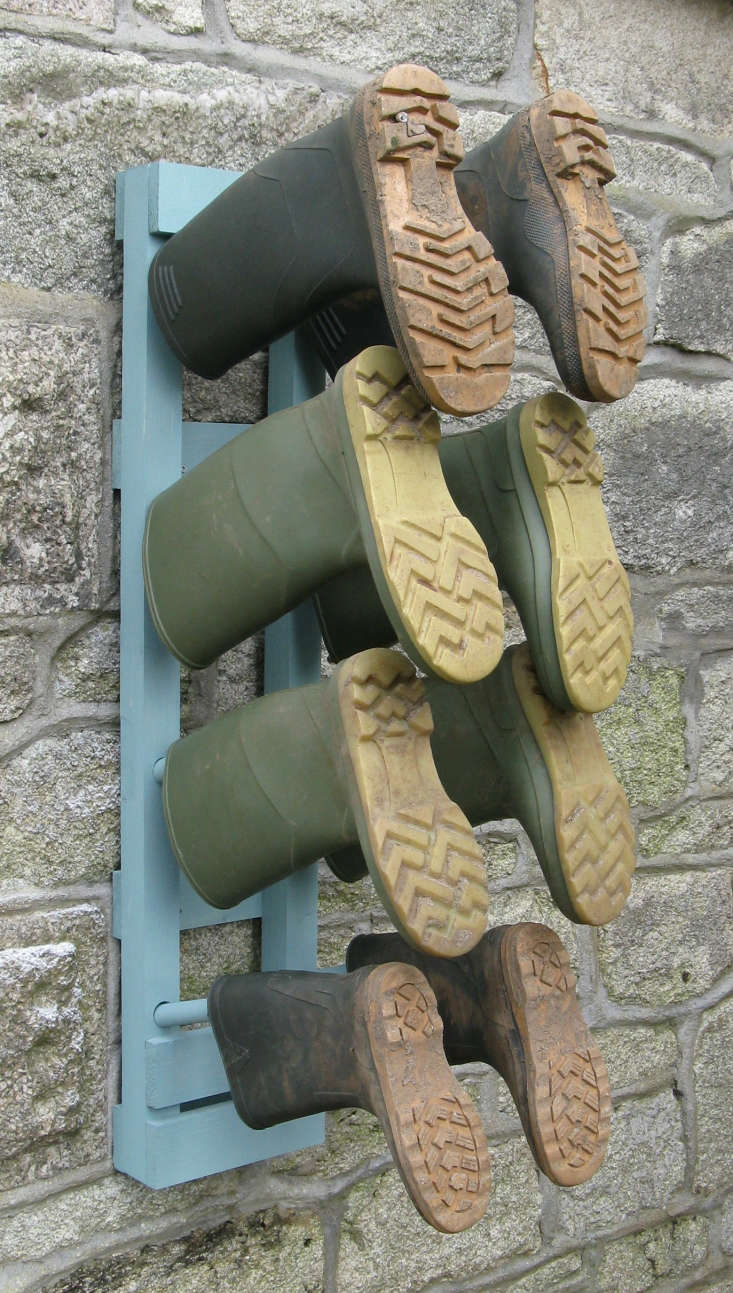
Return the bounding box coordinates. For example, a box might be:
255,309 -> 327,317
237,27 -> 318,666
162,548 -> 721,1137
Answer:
112,161 -> 326,1188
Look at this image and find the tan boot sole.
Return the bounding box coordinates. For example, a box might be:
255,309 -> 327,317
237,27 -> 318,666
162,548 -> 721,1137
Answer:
362,962 -> 491,1231
530,91 -> 647,402
500,924 -> 611,1185
352,65 -> 514,417
342,346 -> 503,684
512,645 -> 636,924
338,649 -> 488,957
519,392 -> 632,712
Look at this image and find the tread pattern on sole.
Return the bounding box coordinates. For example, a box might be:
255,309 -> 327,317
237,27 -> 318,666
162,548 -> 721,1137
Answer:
354,356 -> 504,683
526,397 -> 632,711
513,928 -> 611,1182
369,65 -> 514,415
345,651 -> 488,958
539,91 -> 647,400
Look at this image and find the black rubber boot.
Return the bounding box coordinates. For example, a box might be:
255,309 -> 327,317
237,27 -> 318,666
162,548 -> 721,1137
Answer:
306,91 -> 646,404
345,925 -> 611,1187
326,644 -> 636,928
148,64 -> 514,418
208,963 -> 491,1232
315,391 -> 633,714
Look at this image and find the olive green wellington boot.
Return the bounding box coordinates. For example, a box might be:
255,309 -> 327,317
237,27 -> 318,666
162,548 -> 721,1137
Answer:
148,64 -> 514,418
327,644 -> 636,927
315,391 -> 633,713
143,346 -> 504,685
162,648 -> 489,957
208,963 -> 491,1232
346,924 -> 611,1187
306,91 -> 646,404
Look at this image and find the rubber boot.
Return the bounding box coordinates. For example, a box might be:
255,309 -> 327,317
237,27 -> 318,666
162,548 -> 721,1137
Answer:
305,91 -> 647,404
345,925 -> 611,1187
326,644 -> 636,927
143,346 -> 504,685
315,391 -> 633,713
148,64 -> 514,418
208,963 -> 491,1232
163,648 -> 489,957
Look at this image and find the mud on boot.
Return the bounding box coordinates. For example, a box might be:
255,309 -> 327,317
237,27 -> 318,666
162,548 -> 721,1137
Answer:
208,963 -> 491,1232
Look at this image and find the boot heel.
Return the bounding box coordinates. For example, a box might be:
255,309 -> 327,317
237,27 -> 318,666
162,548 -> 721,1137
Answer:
340,346 -> 504,684
362,963 -> 491,1232
337,649 -> 488,958
519,392 -> 633,712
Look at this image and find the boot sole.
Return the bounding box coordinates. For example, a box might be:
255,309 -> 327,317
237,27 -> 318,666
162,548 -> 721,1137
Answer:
337,648 -> 488,958
518,392 -> 632,712
351,64 -> 514,417
363,962 -> 491,1231
340,346 -> 503,684
511,644 -> 635,924
499,924 -> 611,1185
529,91 -> 647,402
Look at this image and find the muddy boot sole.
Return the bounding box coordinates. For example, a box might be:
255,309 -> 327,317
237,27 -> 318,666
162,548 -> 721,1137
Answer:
340,347 -> 503,684
511,645 -> 635,924
351,65 -> 514,417
362,962 -> 491,1231
500,924 -> 611,1185
518,392 -> 632,711
529,91 -> 647,402
337,649 -> 488,957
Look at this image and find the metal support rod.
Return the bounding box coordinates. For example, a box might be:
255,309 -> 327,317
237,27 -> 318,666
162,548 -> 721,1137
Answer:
154,998 -> 209,1028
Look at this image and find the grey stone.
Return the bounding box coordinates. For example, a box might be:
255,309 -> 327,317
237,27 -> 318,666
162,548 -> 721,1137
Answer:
182,352 -> 268,427
46,1209 -> 324,1293
592,1023 -> 677,1093
0,633 -> 35,720
215,636 -> 263,715
478,831 -> 519,883
0,905 -> 107,1191
337,1139 -> 540,1289
597,1217 -> 709,1291
133,0 -> 204,34
459,108 -> 509,155
556,1091 -> 685,1237
697,654 -> 733,794
0,730 -> 120,892
591,380 -> 733,577
597,870 -> 733,1006
0,38 -> 346,298
595,657 -> 687,809
656,220 -> 733,359
0,943 -> 84,1162
179,919 -> 259,1000
224,0 -> 517,83
488,887 -> 579,972
637,800 -> 733,859
498,1253 -> 582,1291
607,134 -> 720,210
1,0 -> 113,28
653,585 -> 733,645
694,994 -> 733,1193
534,0 -> 733,140
722,1193 -> 733,1255
0,315 -> 106,613
54,618 -> 120,703
511,298 -> 553,360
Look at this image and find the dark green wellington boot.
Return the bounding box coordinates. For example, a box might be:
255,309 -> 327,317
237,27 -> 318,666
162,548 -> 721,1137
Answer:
148,64 -> 514,418
346,924 -> 612,1187
306,91 -> 647,404
163,647 -> 489,957
208,963 -> 491,1232
144,346 -> 504,685
327,643 -> 636,927
315,391 -> 633,713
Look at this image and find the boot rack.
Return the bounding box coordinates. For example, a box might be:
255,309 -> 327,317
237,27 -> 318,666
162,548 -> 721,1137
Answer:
112,161 -> 326,1187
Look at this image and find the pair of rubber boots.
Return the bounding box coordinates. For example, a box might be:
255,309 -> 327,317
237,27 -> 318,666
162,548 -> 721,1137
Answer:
209,924 -> 612,1232
149,66 -> 647,417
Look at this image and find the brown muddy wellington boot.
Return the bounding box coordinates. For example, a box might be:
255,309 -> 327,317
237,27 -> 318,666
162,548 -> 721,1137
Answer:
307,92 -> 646,404
149,65 -> 514,418
208,963 -> 491,1232
162,648 -> 489,957
346,924 -> 611,1186
326,644 -> 636,927
143,346 -> 503,684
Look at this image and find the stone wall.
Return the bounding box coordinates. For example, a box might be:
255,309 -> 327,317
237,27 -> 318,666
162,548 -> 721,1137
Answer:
1,0 -> 732,1287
